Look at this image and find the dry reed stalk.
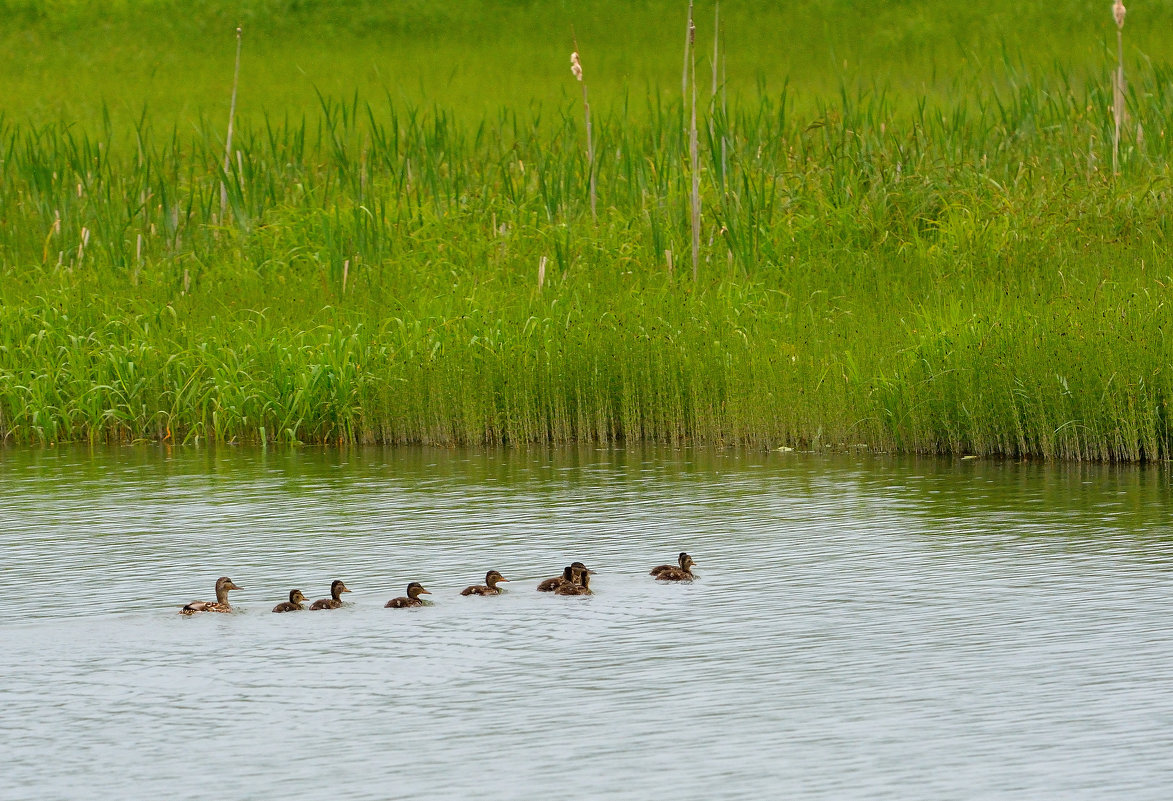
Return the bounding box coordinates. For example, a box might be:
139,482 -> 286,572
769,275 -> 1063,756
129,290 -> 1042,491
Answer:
221,26 -> 243,221
570,40 -> 597,222
712,2 -> 719,98
713,8 -> 722,186
538,255 -> 548,290
1112,1 -> 1127,175
134,232 -> 143,284
710,2 -> 728,201
77,227 -> 90,267
686,3 -> 700,280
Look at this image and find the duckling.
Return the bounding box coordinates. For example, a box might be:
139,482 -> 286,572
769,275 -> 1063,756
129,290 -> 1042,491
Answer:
536,561 -> 594,592
385,582 -> 432,608
554,569 -> 592,596
537,565 -> 575,592
461,570 -> 510,596
179,576 -> 241,614
272,589 -> 307,613
652,552 -> 697,581
309,580 -> 352,610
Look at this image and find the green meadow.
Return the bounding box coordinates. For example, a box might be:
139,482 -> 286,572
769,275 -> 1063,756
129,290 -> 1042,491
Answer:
1,0 -> 1172,459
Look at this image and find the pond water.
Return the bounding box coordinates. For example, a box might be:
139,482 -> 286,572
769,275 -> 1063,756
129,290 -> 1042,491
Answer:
1,446 -> 1171,800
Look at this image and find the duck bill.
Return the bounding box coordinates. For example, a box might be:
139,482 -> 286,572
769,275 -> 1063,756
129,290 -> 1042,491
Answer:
420,589 -> 432,595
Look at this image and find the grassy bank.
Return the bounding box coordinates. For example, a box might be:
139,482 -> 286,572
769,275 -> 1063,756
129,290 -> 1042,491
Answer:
1,2 -> 1172,460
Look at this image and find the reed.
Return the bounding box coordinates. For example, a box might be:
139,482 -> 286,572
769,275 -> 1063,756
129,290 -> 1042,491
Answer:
1112,1 -> 1127,174
570,41 -> 596,222
685,1 -> 701,280
221,26 -> 243,223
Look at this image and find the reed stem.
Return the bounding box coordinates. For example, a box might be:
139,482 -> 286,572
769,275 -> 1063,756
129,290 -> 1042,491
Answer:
221,26 -> 243,221
687,2 -> 700,281
571,36 -> 596,223
1112,1 -> 1127,175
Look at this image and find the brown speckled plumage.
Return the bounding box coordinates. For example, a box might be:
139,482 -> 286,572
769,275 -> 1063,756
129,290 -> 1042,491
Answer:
461,570 -> 509,596
652,552 -> 696,582
272,588 -> 307,613
180,576 -> 240,615
385,582 -> 431,608
554,570 -> 592,596
309,580 -> 352,610
537,561 -> 592,592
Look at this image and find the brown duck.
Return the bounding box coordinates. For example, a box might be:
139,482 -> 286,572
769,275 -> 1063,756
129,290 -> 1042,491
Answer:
310,580 -> 352,610
273,589 -> 307,613
180,576 -> 241,614
651,552 -> 696,581
537,561 -> 593,592
537,565 -> 575,592
554,570 -> 592,596
461,570 -> 510,596
385,582 -> 432,608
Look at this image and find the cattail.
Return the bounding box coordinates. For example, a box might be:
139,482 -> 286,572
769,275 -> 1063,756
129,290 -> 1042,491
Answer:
1112,1 -> 1127,175
570,40 -> 596,221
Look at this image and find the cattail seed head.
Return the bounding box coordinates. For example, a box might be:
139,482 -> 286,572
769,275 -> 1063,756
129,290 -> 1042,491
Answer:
570,52 -> 583,81
1113,0 -> 1126,30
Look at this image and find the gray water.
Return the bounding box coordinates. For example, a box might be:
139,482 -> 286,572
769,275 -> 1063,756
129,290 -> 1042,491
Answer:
2,446 -> 1172,800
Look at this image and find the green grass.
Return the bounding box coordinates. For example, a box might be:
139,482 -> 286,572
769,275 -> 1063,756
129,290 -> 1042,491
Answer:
1,1 -> 1172,460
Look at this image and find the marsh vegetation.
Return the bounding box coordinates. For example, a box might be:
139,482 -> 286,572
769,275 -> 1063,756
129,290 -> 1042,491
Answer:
1,1 -> 1172,459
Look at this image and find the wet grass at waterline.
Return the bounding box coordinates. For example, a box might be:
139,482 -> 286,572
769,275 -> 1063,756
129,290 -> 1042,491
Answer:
2,61 -> 1172,461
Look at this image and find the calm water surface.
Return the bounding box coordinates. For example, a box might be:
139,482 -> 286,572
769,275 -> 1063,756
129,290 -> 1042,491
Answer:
1,446 -> 1172,800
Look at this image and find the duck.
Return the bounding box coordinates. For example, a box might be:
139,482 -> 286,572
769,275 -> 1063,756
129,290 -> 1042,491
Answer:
651,552 -> 697,581
537,565 -> 575,592
273,589 -> 307,613
554,569 -> 592,596
180,576 -> 241,614
385,582 -> 432,608
309,580 -> 352,610
536,561 -> 594,592
461,570 -> 510,596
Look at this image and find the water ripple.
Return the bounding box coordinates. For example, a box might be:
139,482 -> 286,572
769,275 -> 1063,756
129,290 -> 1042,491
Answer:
1,447 -> 1172,800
